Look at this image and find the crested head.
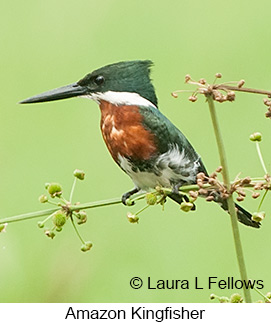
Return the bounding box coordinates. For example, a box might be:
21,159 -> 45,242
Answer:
20,60 -> 158,108
78,60 -> 158,107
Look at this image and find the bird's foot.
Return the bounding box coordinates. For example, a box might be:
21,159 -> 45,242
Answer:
121,188 -> 139,205
172,184 -> 196,211
172,183 -> 187,199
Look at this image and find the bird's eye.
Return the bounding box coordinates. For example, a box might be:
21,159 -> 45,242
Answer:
94,75 -> 105,86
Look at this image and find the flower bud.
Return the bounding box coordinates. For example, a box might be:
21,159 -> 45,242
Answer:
216,166 -> 223,173
219,297 -> 230,303
73,169 -> 85,180
196,172 -> 206,180
180,202 -> 194,212
47,183 -> 62,198
263,98 -> 271,106
210,294 -> 216,300
226,91 -> 235,102
39,194 -> 48,203
37,221 -> 44,228
266,292 -> 271,300
238,80 -> 245,88
198,188 -> 208,196
230,293 -> 243,303
249,132 -> 262,142
126,212 -> 139,223
44,230 -> 55,239
185,74 -> 191,83
0,223 -> 7,233
77,211 -> 87,224
205,195 -> 214,202
146,193 -> 157,205
252,211 -> 265,222
52,210 -> 66,228
81,241 -> 93,252
171,92 -> 178,98
188,95 -> 197,102
240,177 -> 251,185
265,110 -> 271,118
252,192 -> 260,199
189,190 -> 198,200
125,199 -> 134,206
215,73 -> 222,78
199,78 -> 206,85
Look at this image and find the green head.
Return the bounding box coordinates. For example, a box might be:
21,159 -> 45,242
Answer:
20,60 -> 158,107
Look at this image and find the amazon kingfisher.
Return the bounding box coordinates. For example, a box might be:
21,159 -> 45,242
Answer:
20,60 -> 259,228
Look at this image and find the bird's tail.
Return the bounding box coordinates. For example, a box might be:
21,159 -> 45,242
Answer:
169,192 -> 260,228
218,197 -> 260,228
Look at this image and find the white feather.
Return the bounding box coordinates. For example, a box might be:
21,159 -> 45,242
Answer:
82,91 -> 157,108
118,145 -> 201,191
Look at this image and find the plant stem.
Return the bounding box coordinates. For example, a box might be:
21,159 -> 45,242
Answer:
0,207 -> 60,224
206,95 -> 252,303
217,85 -> 271,97
69,177 -> 77,203
70,214 -> 85,245
257,189 -> 268,212
256,142 -> 268,174
0,178 -> 266,225
253,287 -> 271,303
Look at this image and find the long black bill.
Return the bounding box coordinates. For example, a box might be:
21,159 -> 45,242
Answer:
19,83 -> 89,104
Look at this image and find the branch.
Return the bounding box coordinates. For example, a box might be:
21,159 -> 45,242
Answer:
0,179 -> 266,225
206,95 -> 252,303
216,84 -> 271,97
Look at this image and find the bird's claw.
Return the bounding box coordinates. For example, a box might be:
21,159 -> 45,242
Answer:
121,188 -> 139,206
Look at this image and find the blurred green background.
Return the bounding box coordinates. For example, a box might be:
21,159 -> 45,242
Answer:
0,0 -> 271,303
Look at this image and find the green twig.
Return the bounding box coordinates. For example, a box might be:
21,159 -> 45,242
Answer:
257,189 -> 268,212
70,214 -> 85,245
253,287 -> 271,303
206,95 -> 252,303
0,178 -> 267,226
0,207 -> 60,224
69,177 -> 77,203
256,141 -> 268,174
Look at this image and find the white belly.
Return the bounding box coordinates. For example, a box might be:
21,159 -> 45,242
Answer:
118,144 -> 201,190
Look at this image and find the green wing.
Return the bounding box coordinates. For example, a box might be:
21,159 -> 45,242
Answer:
139,105 -> 208,174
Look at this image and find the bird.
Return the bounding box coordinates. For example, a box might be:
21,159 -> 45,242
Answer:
20,60 -> 259,228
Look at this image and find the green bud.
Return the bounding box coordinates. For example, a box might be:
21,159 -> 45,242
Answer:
73,169 -> 85,180
77,211 -> 87,224
249,132 -> 262,142
252,211 -> 265,222
44,230 -> 55,239
266,292 -> 271,300
45,183 -> 50,190
180,202 -> 194,212
55,227 -> 62,232
126,212 -> 139,223
39,194 -> 48,203
125,199 -> 134,206
0,223 -> 7,233
81,241 -> 93,252
47,183 -> 62,198
230,293 -> 243,303
219,296 -> 230,303
37,221 -> 45,228
52,210 -> 66,228
209,294 -> 216,300
145,193 -> 157,205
